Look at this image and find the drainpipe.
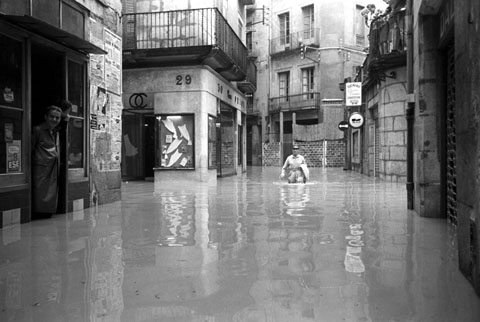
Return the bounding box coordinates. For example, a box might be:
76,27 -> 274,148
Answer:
406,0 -> 415,209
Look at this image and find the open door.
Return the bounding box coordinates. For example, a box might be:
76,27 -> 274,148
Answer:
31,44 -> 67,215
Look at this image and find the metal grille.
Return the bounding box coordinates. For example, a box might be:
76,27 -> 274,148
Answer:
446,45 -> 457,224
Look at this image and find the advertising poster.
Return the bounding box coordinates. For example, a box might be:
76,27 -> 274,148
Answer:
89,18 -> 106,87
104,29 -> 121,95
4,122 -> 13,142
6,140 -> 21,173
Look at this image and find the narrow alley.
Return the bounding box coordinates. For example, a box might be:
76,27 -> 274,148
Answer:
1,167 -> 480,322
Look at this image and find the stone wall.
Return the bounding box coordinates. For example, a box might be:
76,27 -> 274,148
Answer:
377,67 -> 408,183
86,0 -> 123,205
454,0 -> 480,295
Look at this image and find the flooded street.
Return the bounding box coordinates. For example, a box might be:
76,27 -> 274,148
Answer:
1,167 -> 480,322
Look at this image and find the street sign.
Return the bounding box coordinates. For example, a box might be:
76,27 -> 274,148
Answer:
348,112 -> 364,128
338,120 -> 349,131
346,82 -> 362,106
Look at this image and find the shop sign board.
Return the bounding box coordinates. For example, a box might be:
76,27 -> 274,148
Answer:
346,82 -> 362,106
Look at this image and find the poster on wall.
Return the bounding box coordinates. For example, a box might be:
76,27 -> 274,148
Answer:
89,18 -> 106,87
104,29 -> 121,95
4,122 -> 13,142
108,94 -> 122,139
6,140 -> 21,173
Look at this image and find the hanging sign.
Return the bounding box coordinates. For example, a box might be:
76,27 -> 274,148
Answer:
346,82 -> 362,106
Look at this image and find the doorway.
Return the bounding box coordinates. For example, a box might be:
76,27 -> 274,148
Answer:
30,43 -> 67,215
144,115 -> 155,180
121,111 -> 155,180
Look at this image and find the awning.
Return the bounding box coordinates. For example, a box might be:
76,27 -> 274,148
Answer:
0,15 -> 107,55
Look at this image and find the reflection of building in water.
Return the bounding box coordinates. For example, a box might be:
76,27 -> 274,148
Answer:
239,174 -> 374,320
88,210 -> 124,322
209,179 -> 248,259
121,190 -> 219,321
157,193 -> 195,247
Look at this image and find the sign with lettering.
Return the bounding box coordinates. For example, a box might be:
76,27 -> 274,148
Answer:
346,82 -> 362,106
6,140 -> 21,173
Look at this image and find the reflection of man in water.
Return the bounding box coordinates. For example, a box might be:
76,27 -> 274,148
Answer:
281,184 -> 310,216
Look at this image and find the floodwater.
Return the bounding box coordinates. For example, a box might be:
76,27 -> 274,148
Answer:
1,167 -> 480,322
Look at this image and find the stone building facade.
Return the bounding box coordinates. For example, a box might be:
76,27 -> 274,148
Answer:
247,0 -> 374,167
356,0 -> 480,294
0,0 -> 123,227
121,0 -> 255,183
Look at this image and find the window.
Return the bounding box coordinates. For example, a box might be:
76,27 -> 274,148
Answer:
208,115 -> 216,169
156,114 -> 194,169
238,18 -> 243,40
279,72 -> 290,101
67,59 -> 86,170
302,5 -> 315,42
355,5 -> 366,46
352,130 -> 360,161
279,13 -> 290,46
246,32 -> 253,51
0,34 -> 23,177
302,67 -> 315,99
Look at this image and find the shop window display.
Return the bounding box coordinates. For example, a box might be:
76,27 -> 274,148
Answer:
156,115 -> 194,169
0,34 -> 23,175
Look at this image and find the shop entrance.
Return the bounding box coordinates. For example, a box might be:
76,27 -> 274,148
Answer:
30,43 -> 68,215
121,111 -> 155,180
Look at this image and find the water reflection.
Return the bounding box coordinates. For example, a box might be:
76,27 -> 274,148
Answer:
155,193 -> 195,247
1,169 -> 480,322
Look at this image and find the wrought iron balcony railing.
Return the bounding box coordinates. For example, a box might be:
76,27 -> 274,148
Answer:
270,28 -> 320,56
122,8 -> 248,78
269,92 -> 321,113
367,9 -> 407,65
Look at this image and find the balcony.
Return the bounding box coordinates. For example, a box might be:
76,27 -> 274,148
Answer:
237,59 -> 257,94
122,8 -> 249,82
270,28 -> 320,56
268,92 -> 321,113
246,99 -> 260,116
365,9 -> 407,82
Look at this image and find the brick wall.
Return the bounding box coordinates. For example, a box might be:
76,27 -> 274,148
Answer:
263,140 -> 345,167
298,140 -> 345,167
263,142 -> 281,166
